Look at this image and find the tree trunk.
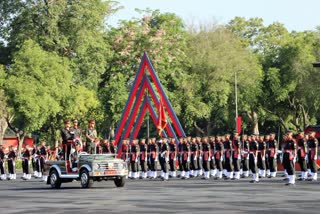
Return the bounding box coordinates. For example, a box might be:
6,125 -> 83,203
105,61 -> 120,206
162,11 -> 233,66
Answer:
17,134 -> 25,157
0,118 -> 8,145
251,111 -> 259,135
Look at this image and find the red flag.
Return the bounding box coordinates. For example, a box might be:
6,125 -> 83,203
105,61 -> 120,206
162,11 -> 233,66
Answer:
236,116 -> 242,134
157,98 -> 167,136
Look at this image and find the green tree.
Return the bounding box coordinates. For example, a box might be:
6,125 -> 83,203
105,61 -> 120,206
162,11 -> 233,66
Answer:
186,25 -> 262,135
101,9 -> 190,137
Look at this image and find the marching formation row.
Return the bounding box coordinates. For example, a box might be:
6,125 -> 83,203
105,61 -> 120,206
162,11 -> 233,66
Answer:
119,131 -> 318,186
0,122 -> 318,187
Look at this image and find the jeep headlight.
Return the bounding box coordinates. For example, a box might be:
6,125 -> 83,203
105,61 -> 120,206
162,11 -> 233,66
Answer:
92,163 -> 99,170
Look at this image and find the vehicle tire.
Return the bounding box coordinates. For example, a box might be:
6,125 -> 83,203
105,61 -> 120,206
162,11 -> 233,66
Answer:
49,169 -> 61,189
80,169 -> 93,188
114,176 -> 126,187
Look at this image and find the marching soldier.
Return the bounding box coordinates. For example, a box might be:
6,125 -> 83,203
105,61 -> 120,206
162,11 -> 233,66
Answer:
264,135 -> 271,177
307,131 -> 318,181
180,138 -> 191,179
22,145 -> 31,180
249,135 -> 259,183
85,120 -> 97,154
232,132 -> 241,180
168,138 -> 177,178
241,135 -> 250,178
121,139 -> 131,178
209,136 -> 217,177
159,137 -> 169,181
147,138 -> 159,179
283,131 -> 297,185
0,146 -> 6,180
177,138 -> 184,178
130,139 -> 140,179
214,136 -> 224,179
201,137 -> 211,179
33,145 -> 41,178
7,146 -> 17,180
196,137 -> 203,176
139,139 -> 148,179
296,131 -> 308,180
267,133 -> 278,178
223,134 -> 233,179
189,137 -> 199,177
39,141 -> 48,182
257,135 -> 266,178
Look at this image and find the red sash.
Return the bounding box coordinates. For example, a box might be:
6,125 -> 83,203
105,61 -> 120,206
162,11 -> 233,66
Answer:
285,150 -> 294,161
183,152 -> 188,161
299,148 -> 305,158
131,153 -> 136,161
141,153 -> 145,161
309,149 -> 315,160
151,151 -> 156,159
225,150 -> 231,158
203,151 -> 209,161
269,148 -> 275,158
170,152 -> 175,160
215,151 -> 220,159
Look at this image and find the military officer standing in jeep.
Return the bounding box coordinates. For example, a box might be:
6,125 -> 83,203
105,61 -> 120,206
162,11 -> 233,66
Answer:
85,120 -> 98,154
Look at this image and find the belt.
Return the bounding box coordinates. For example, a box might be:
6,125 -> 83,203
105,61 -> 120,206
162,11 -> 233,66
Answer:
285,150 -> 292,153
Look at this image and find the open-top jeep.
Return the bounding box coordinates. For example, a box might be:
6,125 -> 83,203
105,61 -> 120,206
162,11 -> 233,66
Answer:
44,153 -> 128,189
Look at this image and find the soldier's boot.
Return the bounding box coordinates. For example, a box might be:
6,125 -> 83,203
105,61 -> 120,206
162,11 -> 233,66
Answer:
128,171 -> 132,179
232,171 -> 240,180
0,174 -> 4,180
229,171 -> 234,179
42,175 -> 48,182
266,169 -> 271,177
147,170 -> 151,178
22,173 -> 26,179
242,171 -> 248,177
168,171 -> 172,178
38,172 -> 42,178
172,171 -> 176,178
26,174 -> 31,180
153,171 -> 157,179
180,171 -> 185,178
189,170 -> 194,177
310,172 -> 317,181
185,171 -> 190,179
205,171 -> 210,179
199,169 -> 203,176
261,170 -> 266,178
34,171 -> 38,178
163,173 -> 169,181
218,170 -> 223,179
160,171 -> 164,178
143,172 -> 147,179
271,171 -> 277,178
12,174 -> 16,180
7,174 -> 11,180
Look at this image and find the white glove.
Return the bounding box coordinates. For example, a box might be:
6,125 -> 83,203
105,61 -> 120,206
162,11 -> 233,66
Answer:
246,156 -> 249,160
187,156 -> 190,162
165,157 -> 169,162
314,155 -> 318,160
126,158 -> 130,162
179,157 -> 182,162
280,156 -> 283,163
160,153 -> 163,158
305,155 -> 308,161
155,157 -> 158,162
199,156 -> 202,160
173,157 -> 176,161
254,157 -> 257,164
208,157 -> 211,161
230,157 -> 233,162
135,158 -> 138,163
194,156 -> 197,161
293,156 -> 296,163
237,154 -> 241,160
220,156 -> 223,161
266,154 -> 269,158
262,157 -> 265,161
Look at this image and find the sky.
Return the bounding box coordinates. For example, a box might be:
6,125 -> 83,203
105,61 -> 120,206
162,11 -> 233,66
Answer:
108,0 -> 319,31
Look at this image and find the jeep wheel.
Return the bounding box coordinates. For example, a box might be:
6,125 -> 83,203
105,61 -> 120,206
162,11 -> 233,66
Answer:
80,169 -> 93,188
49,169 -> 61,189
114,176 -> 126,187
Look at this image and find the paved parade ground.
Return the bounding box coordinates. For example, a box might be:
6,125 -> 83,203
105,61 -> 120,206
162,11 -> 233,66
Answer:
0,172 -> 320,214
